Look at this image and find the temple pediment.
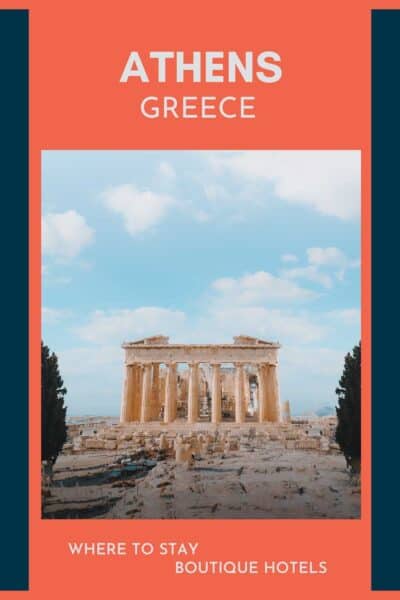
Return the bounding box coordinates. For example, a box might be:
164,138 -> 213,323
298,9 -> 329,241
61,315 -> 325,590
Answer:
233,335 -> 275,346
130,335 -> 170,345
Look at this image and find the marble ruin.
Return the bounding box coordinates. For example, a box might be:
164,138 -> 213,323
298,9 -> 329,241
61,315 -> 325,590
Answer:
120,335 -> 281,425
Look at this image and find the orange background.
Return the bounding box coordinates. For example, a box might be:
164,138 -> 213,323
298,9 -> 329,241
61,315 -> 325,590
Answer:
0,0 -> 395,596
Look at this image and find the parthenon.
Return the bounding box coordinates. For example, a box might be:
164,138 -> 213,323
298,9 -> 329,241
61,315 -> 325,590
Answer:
120,335 -> 281,425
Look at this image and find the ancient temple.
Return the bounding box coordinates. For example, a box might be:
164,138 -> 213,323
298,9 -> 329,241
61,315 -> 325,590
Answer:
120,335 -> 281,424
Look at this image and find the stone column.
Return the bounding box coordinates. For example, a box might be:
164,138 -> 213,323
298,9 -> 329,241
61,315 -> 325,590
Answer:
164,362 -> 177,424
267,364 -> 280,422
150,363 -> 160,420
140,363 -> 152,423
129,364 -> 142,421
257,363 -> 269,423
211,363 -> 221,424
187,362 -> 200,423
243,368 -> 251,419
120,365 -> 130,423
234,364 -> 245,423
134,364 -> 143,421
282,399 -> 291,423
159,375 -> 166,419
120,364 -> 139,422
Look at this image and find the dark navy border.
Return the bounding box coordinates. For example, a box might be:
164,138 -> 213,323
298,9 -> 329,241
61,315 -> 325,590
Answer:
372,9 -> 400,592
0,9 -> 29,591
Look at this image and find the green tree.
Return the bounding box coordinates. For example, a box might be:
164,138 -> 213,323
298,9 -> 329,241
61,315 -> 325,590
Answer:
41,342 -> 67,465
335,342 -> 361,473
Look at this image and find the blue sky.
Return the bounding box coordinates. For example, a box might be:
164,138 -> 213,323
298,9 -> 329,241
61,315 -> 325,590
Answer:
42,150 -> 360,416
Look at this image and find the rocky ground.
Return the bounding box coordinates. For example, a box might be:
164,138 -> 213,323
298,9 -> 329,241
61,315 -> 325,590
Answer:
42,422 -> 360,519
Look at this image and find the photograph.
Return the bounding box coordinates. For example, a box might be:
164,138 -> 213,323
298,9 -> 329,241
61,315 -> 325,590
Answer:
41,149 -> 361,519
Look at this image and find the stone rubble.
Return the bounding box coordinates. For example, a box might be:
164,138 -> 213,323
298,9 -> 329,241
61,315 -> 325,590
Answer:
42,416 -> 359,520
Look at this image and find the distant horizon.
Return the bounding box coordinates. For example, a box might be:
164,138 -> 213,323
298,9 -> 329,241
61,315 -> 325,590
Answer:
42,150 -> 360,416
65,407 -> 337,420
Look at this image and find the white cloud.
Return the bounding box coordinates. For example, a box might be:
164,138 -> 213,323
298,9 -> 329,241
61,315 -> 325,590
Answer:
209,150 -> 360,220
44,275 -> 72,286
328,308 -> 360,326
281,253 -> 298,263
188,270 -> 325,345
158,161 -> 176,179
76,307 -> 187,345
58,345 -> 122,377
281,346 -> 346,377
203,183 -> 230,201
42,307 -> 72,325
283,265 -> 333,289
194,306 -> 325,344
102,184 -> 175,236
211,271 -> 316,305
42,210 -> 94,259
282,246 -> 359,288
307,247 -> 353,267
